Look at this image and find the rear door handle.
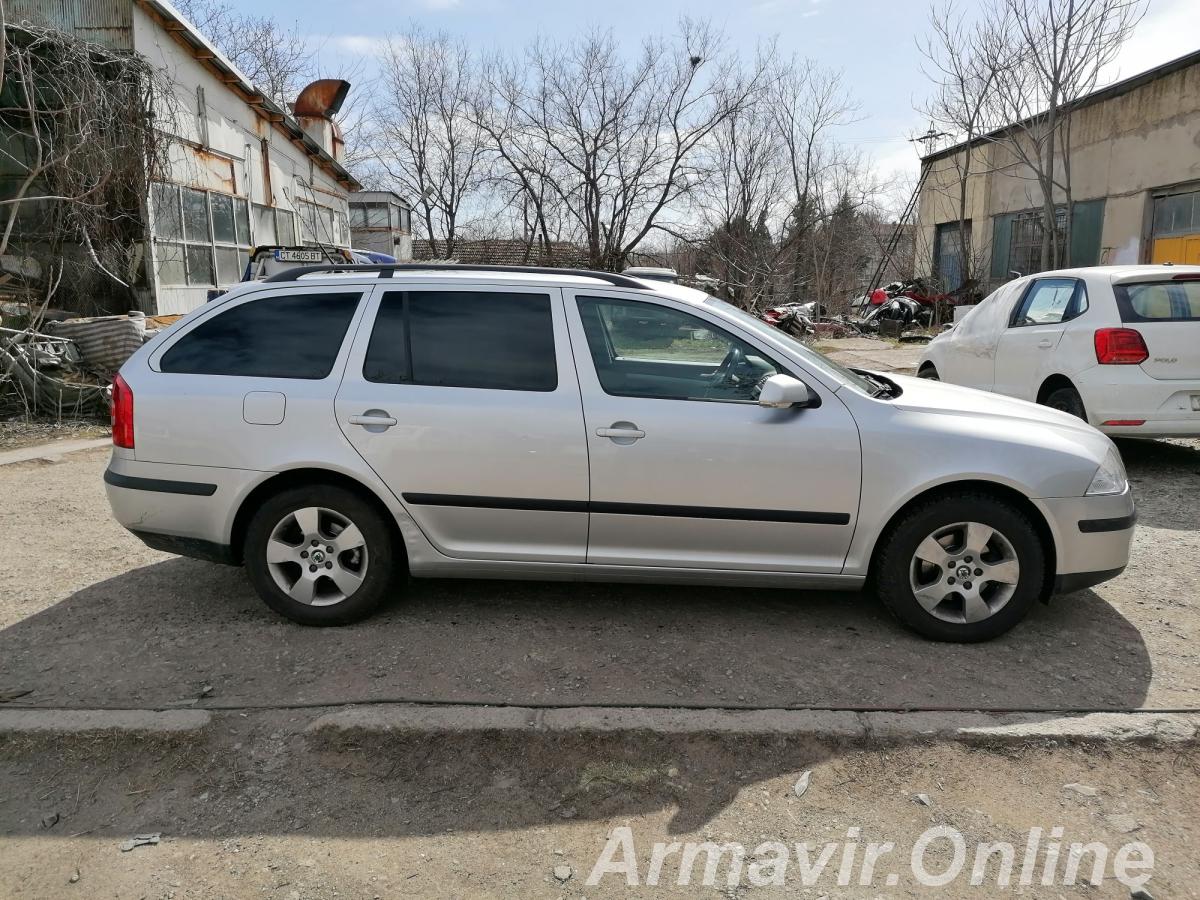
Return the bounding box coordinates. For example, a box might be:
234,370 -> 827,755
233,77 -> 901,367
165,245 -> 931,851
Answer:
596,422 -> 645,442
349,411 -> 398,428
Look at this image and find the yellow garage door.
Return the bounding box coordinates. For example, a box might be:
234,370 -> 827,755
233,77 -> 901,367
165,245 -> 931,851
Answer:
1151,234 -> 1200,264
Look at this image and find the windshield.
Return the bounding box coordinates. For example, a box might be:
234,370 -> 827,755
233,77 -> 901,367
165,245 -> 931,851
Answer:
705,297 -> 879,395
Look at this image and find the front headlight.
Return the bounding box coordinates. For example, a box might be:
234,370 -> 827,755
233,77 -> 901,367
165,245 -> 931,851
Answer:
1086,446 -> 1128,495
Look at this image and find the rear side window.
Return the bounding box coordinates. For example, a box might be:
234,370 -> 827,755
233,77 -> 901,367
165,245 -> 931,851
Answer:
363,290 -> 557,391
1115,282 -> 1200,322
160,292 -> 360,378
1010,277 -> 1086,327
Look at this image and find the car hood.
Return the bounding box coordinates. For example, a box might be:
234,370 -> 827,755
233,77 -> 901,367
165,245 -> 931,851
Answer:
883,372 -> 1113,454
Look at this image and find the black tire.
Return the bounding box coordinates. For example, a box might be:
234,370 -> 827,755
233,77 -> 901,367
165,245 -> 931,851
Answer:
243,484 -> 401,626
874,492 -> 1046,642
917,365 -> 940,380
1043,385 -> 1086,420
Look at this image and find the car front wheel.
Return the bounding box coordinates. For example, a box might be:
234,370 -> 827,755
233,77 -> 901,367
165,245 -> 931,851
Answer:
244,484 -> 400,625
874,493 -> 1045,641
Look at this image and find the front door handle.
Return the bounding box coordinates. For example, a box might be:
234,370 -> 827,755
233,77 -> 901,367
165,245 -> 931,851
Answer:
1038,339 -> 1054,348
349,410 -> 398,429
596,422 -> 645,443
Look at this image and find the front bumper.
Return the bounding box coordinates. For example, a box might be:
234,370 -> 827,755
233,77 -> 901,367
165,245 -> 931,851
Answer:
1034,485 -> 1136,593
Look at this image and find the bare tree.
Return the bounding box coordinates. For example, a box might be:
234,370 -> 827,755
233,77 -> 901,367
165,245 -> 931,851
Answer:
918,2 -> 1011,287
373,26 -> 489,258
772,61 -> 860,304
0,24 -> 174,313
478,21 -> 766,271
988,0 -> 1144,268
171,0 -> 315,110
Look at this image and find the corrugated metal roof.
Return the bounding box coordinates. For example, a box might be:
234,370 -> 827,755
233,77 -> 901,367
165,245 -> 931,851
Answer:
9,0 -> 133,48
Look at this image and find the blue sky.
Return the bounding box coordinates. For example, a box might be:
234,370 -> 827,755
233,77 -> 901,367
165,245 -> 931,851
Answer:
256,0 -> 1196,185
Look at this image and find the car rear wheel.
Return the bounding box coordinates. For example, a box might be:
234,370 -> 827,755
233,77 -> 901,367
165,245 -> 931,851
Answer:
917,365 -> 939,380
1043,385 -> 1086,420
874,493 -> 1045,642
244,484 -> 400,625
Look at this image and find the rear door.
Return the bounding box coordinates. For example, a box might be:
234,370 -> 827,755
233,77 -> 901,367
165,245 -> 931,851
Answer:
142,286 -> 366,467
1113,277 -> 1200,380
993,276 -> 1086,401
335,282 -> 590,562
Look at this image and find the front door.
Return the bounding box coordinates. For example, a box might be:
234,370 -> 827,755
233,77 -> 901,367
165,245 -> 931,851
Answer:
336,283 -> 589,562
993,276 -> 1085,401
565,291 -> 861,573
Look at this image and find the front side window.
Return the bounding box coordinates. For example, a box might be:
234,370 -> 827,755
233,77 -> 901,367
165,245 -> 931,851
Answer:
577,297 -> 780,402
364,291 -> 557,391
1011,277 -> 1084,326
160,292 -> 360,378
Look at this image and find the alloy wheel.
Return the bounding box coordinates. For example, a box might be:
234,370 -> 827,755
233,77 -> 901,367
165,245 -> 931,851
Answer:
908,521 -> 1020,624
266,506 -> 369,606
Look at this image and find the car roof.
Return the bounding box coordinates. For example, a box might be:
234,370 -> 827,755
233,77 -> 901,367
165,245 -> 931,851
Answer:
227,267 -> 713,305
1024,264 -> 1200,282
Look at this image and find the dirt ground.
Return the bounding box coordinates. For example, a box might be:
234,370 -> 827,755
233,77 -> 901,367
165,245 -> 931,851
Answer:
0,438 -> 1197,713
1,716 -> 1197,899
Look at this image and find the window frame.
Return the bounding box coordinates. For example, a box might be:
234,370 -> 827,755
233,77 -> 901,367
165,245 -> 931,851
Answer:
152,182 -> 252,288
576,294 -> 790,405
1008,276 -> 1088,328
362,288 -> 560,393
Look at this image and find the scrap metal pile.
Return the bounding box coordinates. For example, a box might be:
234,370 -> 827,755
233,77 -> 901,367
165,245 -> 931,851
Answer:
761,277 -> 978,343
0,304 -> 179,419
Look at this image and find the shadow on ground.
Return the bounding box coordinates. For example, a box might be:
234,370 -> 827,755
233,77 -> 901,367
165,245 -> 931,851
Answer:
0,556 -> 1151,712
1119,438 -> 1200,532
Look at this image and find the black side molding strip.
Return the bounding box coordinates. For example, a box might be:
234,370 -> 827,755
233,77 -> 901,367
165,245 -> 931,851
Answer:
402,493 -> 850,525
1078,512 -> 1137,533
104,469 -> 217,497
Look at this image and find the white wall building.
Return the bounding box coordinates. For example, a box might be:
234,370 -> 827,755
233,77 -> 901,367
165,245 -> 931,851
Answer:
11,0 -> 361,314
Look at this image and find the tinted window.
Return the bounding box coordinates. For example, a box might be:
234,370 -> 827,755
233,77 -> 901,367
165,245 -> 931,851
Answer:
363,291 -> 557,391
578,296 -> 780,402
1011,278 -> 1082,326
160,292 -> 360,378
1116,282 -> 1200,321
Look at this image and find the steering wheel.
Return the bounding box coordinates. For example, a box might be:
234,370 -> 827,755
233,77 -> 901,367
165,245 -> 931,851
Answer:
709,345 -> 746,386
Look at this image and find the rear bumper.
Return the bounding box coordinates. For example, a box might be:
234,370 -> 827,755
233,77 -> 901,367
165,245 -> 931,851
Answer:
130,529 -> 237,564
1034,486 -> 1136,590
1076,366 -> 1200,436
104,454 -> 259,558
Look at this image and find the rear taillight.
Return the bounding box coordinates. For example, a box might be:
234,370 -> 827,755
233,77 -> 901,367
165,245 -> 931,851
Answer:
111,373 -> 134,448
1094,328 -> 1148,365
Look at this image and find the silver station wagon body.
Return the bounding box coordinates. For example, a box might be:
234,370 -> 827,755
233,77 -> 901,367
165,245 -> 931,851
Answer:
105,266 -> 1135,641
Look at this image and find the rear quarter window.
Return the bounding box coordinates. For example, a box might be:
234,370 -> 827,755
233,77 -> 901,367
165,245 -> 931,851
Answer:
160,292 -> 361,378
1115,282 -> 1200,322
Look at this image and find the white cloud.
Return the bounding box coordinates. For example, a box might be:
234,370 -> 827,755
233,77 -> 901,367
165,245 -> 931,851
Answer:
324,35 -> 390,55
1102,0 -> 1198,82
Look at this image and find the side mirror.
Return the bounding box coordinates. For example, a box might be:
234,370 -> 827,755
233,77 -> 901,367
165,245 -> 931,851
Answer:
758,374 -> 815,409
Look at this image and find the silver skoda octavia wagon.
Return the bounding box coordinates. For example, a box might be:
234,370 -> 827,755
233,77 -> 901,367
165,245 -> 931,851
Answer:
104,265 -> 1135,641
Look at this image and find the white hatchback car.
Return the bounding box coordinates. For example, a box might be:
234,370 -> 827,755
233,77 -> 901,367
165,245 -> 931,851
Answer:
918,265 -> 1200,437
105,265 -> 1135,641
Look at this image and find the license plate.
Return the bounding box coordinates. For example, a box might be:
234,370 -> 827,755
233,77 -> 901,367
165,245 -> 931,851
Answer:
1192,394 -> 1200,411
275,249 -> 323,263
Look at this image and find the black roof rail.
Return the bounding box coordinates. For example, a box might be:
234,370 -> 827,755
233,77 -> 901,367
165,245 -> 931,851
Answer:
262,262 -> 650,289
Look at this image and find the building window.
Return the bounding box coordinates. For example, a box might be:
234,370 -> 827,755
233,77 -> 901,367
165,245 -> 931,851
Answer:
933,221 -> 970,289
350,201 -> 391,229
298,199 -> 347,246
153,183 -> 251,287
1008,208 -> 1067,277
252,203 -> 298,246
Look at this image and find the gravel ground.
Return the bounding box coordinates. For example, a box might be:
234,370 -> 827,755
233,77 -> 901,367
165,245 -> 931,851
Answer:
0,437 -> 1197,713
1,716 -> 1195,898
